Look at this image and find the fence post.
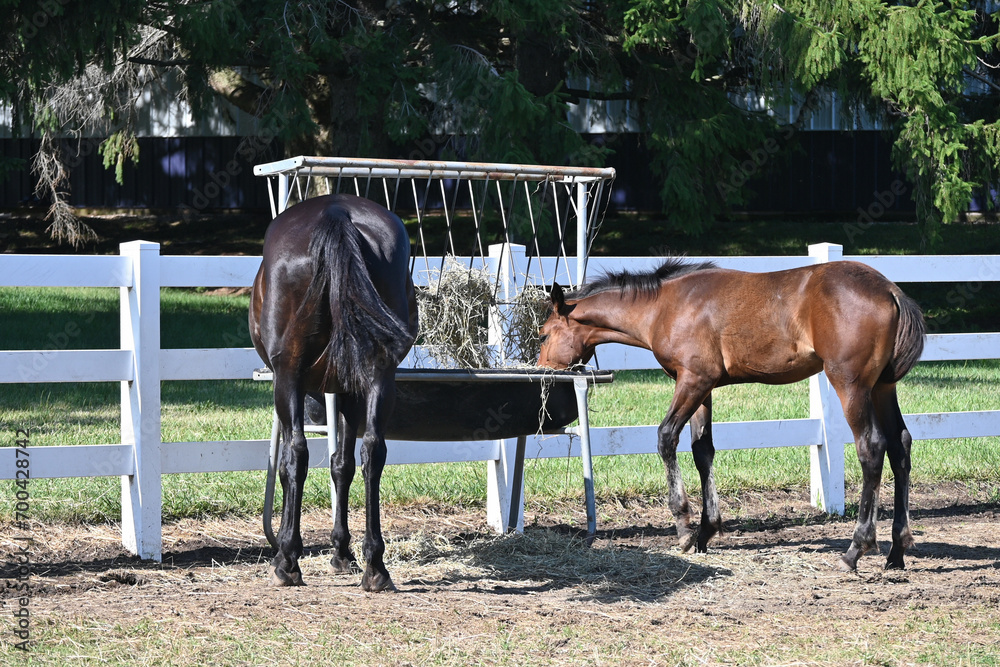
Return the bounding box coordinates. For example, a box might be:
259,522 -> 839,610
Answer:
807,242 -> 847,515
486,242 -> 527,533
119,241 -> 163,560
487,242 -> 527,366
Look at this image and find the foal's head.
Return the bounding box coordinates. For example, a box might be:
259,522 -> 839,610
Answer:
537,284 -> 594,369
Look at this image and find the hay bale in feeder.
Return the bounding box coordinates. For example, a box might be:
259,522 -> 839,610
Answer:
415,256 -> 550,369
415,258 -> 494,369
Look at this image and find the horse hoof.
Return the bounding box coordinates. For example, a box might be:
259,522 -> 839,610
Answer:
361,570 -> 396,593
836,557 -> 857,573
329,556 -> 359,575
884,559 -> 906,571
678,533 -> 698,554
268,566 -> 305,587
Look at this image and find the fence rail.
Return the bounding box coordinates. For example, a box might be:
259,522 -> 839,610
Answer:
2,242 -> 999,561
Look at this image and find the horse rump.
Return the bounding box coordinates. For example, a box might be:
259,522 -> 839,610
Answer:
304,203 -> 414,394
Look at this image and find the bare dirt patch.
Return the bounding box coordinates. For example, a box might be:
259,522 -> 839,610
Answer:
3,482 -> 999,663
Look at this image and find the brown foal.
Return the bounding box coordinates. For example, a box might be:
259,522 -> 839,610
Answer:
538,258 -> 925,571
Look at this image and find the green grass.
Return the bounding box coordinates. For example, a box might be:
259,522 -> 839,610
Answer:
581,363 -> 1000,504
0,286 -> 254,351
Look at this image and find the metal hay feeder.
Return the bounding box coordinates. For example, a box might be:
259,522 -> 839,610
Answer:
253,156 -> 616,541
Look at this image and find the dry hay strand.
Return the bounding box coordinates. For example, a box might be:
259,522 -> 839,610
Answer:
501,284 -> 551,366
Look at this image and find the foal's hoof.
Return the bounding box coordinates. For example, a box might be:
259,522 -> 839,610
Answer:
836,556 -> 857,573
361,569 -> 396,593
884,558 -> 906,571
268,566 -> 305,587
678,532 -> 698,554
329,555 -> 360,575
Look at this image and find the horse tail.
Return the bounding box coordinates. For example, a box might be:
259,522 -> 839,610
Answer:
884,287 -> 926,383
305,203 -> 413,394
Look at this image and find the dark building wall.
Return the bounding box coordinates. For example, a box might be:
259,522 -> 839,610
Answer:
2,131 -> 921,216
595,130 -> 916,217
1,136 -> 282,210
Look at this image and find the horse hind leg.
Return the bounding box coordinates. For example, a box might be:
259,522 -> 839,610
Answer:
270,374 -> 310,586
690,396 -> 722,552
833,379 -> 888,572
875,384 -> 915,570
359,371 -> 396,592
329,394 -> 362,575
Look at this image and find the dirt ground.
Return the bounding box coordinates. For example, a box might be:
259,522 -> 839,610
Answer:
3,482 -> 999,664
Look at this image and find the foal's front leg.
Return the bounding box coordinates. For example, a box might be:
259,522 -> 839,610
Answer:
658,373 -> 714,553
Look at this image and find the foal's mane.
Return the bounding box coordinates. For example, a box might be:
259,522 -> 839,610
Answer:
568,256 -> 717,300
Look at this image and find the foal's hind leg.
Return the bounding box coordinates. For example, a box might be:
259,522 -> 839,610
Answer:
875,384 -> 915,570
329,394 -> 362,574
831,378 -> 888,572
691,396 -> 722,552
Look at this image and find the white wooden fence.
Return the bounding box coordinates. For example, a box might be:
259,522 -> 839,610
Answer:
3,241 -> 1000,561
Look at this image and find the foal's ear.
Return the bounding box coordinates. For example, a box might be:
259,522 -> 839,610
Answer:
550,283 -> 565,309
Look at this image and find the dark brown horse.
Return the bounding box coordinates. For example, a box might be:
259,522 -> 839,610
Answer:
538,258 -> 925,571
250,194 -> 417,591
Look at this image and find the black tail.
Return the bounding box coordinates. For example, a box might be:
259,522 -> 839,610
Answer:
885,288 -> 926,383
305,204 -> 413,394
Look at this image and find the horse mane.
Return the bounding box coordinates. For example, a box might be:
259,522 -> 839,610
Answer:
567,256 -> 717,300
